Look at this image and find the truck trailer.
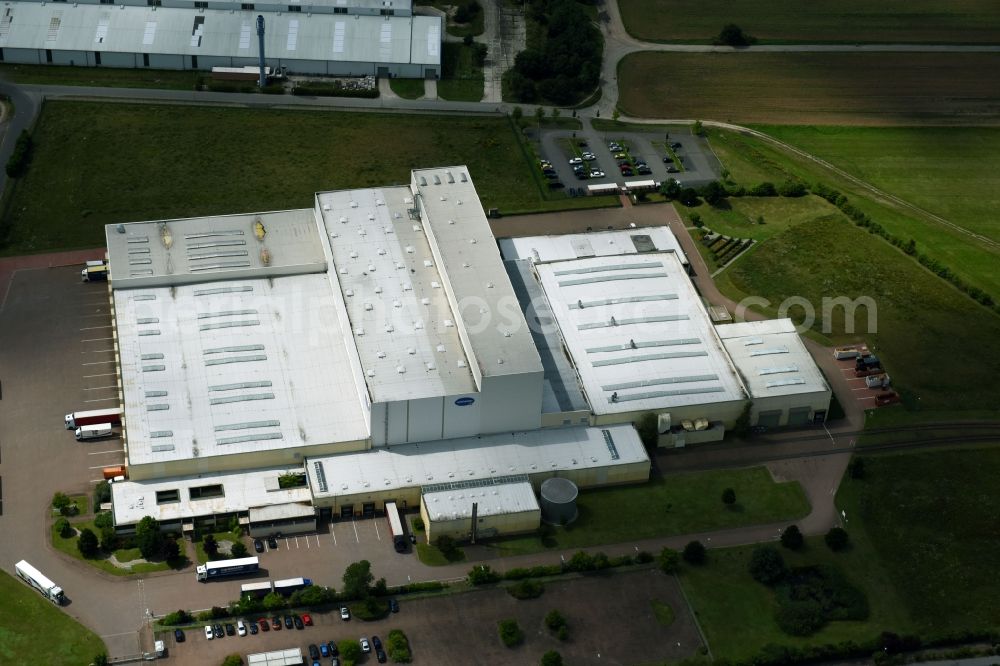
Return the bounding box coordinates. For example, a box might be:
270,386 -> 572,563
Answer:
196,556 -> 260,582
75,424 -> 114,441
241,580 -> 274,599
65,407 -> 122,430
273,577 -> 312,596
15,560 -> 65,604
81,265 -> 109,282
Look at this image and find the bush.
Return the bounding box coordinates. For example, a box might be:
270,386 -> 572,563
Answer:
776,599 -> 826,636
700,181 -> 726,205
337,640 -> 363,665
435,535 -> 460,560
94,512 -> 114,529
54,517 -> 72,538
658,547 -> 680,574
778,179 -> 807,197
93,481 -> 112,508
277,472 -> 306,489
825,527 -> 850,551
6,129 -> 32,178
387,629 -> 412,663
689,212 -> 703,228
468,564 -> 501,586
387,580 -> 445,595
544,609 -> 568,638
722,488 -> 737,505
262,592 -> 287,611
504,564 -> 562,580
100,525 -> 117,552
682,541 -> 707,565
412,516 -> 424,532
352,596 -> 390,621
52,492 -> 71,513
715,23 -> 756,47
221,655 -> 244,666
541,651 -> 563,666
780,525 -> 804,551
203,534 -> 219,558
749,182 -> 777,197
636,550 -> 654,564
507,579 -> 544,600
162,610 -> 193,626
230,542 -> 248,558
135,516 -> 163,560
748,546 -> 788,585
498,619 -> 524,648
679,188 -> 700,206
78,528 -> 99,558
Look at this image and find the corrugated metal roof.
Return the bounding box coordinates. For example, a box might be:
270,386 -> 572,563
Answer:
499,226 -> 689,266
422,479 -> 539,522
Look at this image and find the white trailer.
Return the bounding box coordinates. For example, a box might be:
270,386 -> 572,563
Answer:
75,423 -> 114,441
65,407 -> 122,429
15,560 -> 65,604
241,580 -> 274,598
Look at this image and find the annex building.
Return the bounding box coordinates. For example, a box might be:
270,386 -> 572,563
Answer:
0,0 -> 441,78
104,167 -> 828,541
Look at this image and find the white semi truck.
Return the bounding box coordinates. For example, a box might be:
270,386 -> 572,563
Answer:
15,560 -> 65,604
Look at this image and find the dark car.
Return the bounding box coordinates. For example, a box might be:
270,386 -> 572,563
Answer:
375,649 -> 387,664
328,641 -> 339,656
621,168 -> 633,177
253,538 -> 264,553
272,616 -> 282,630
671,142 -> 682,149
548,181 -> 565,189
372,636 -> 383,651
408,533 -> 416,544
213,624 -> 224,639
544,172 -> 559,179
309,644 -> 320,660
225,623 -> 235,637
284,615 -> 294,629
662,155 -> 672,163
666,166 -> 679,173
249,621 -> 258,635
388,599 -> 399,613
267,535 -> 279,549
174,628 -> 185,643
293,615 -> 304,630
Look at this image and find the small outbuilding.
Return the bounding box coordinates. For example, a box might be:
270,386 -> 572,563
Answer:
420,476 -> 540,543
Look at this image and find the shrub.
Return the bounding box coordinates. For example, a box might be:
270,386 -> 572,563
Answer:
660,179 -> 682,200
715,23 -> 756,46
292,85 -> 377,98
468,564 -> 501,586
387,629 -> 412,663
636,550 -> 654,564
338,640 -> 363,664
100,526 -> 117,552
679,188 -> 700,206
54,517 -> 72,538
748,546 -> 787,585
780,525 -> 804,551
689,212 -> 703,228
5,129 -> 32,178
412,516 -> 424,532
353,596 -> 390,621
541,651 -> 563,666
78,528 -> 99,558
93,481 -> 111,508
825,527 -> 850,551
778,180 -> 807,197
722,488 -> 737,505
262,592 -> 287,611
230,542 -> 248,558
682,541 -> 706,565
161,610 -> 193,626
277,472 -> 306,489
435,535 -> 460,560
162,538 -> 181,561
776,599 -> 826,636
203,534 -> 219,558
209,606 -> 230,619
544,609 -> 567,637
498,619 -> 524,648
658,547 -> 680,574
693,120 -> 704,136
94,512 -> 114,529
222,656 -> 243,666
749,182 -> 777,197
700,181 -> 726,205
507,579 -> 544,600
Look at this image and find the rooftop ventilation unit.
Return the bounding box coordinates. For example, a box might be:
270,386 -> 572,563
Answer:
433,175 -> 441,185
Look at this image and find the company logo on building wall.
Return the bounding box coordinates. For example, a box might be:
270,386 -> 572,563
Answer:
454,397 -> 475,407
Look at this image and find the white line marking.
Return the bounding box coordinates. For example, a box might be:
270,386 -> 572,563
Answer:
84,397 -> 119,403
374,520 -> 381,542
81,337 -> 114,342
82,360 -> 114,365
295,536 -> 300,549
81,349 -> 115,354
80,325 -> 111,331
83,373 -> 116,378
88,449 -> 125,455
305,535 -> 310,549
352,519 -> 359,543
84,385 -> 117,391
314,534 -> 320,548
89,463 -> 122,469
331,528 -> 337,546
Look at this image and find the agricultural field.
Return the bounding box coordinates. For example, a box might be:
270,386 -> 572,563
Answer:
616,52 -> 1000,126
0,102 -> 609,255
753,125 -> 1000,244
484,466 -> 809,557
0,570 -> 106,665
617,0 -> 1000,44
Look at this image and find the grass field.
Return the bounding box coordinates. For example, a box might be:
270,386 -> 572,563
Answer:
617,0 -> 1000,44
0,63 -> 199,89
837,447 -> 1000,633
0,570 -> 106,665
389,78 -> 425,99
680,534 -> 913,661
617,53 -> 1000,126
485,467 -> 809,557
708,127 -> 1000,302
438,42 -> 484,102
0,102 -> 608,254
753,125 -> 1000,244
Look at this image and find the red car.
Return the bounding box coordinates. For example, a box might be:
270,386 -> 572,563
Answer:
258,618 -> 270,632
302,613 -> 313,626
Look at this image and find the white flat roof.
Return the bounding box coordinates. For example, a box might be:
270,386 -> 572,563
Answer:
317,186 -> 476,403
499,226 -> 688,266
0,3 -> 440,66
111,466 -> 313,526
535,252 -> 746,414
307,424 -> 648,500
422,479 -> 539,522
247,648 -> 305,666
116,273 -> 369,466
412,166 -> 543,379
105,209 -> 325,288
716,319 -> 831,398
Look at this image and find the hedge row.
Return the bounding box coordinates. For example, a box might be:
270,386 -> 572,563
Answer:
292,85 -> 378,98
5,130 -> 32,178
470,550 -> 654,586
812,182 -> 998,314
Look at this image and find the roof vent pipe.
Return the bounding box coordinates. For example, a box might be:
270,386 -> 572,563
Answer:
256,15 -> 266,89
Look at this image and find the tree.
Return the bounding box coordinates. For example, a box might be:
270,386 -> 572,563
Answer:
262,592 -> 287,611
535,106 -> 545,127
682,540 -> 707,565
701,180 -> 726,206
463,34 -> 474,46
468,564 -> 501,585
93,480 -> 112,508
748,546 -> 787,585
690,212 -> 704,227
230,542 -> 248,559
678,187 -> 700,207
544,609 -> 567,632
716,23 -> 756,47
342,560 -> 374,600
658,547 -> 680,574
135,516 -> 163,560
387,629 -> 412,663
78,528 -> 99,558
436,535 -> 459,560
612,109 -> 620,122
825,527 -> 850,551
778,179 -> 807,197
54,517 -> 71,538
541,651 -> 564,666
692,120 -> 704,136
203,534 -> 219,558
162,538 -> 181,561
100,525 -> 117,552
660,179 -> 681,201
780,525 -> 804,550
92,654 -> 109,666
551,107 -> 561,120
52,492 -> 73,516
722,488 -> 737,506
221,655 -> 243,666
498,619 -> 524,647
337,639 -> 363,665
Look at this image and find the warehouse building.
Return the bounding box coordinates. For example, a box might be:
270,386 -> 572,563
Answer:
0,0 -> 440,78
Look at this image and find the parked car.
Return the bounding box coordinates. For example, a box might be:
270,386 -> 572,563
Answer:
267,535 -> 278,549
576,171 -> 589,180
388,599 -> 399,613
213,624 -> 224,639
309,644 -> 320,660
272,616 -> 282,630
293,615 -> 304,630
237,620 -> 247,637
253,538 -> 264,553
204,626 -> 214,640
568,157 -> 583,165
284,615 -> 294,629
372,636 -> 383,651
548,181 -> 565,189
608,143 -> 622,151
662,155 -> 672,163
340,607 -> 351,621
331,659 -> 340,666
666,165 -> 679,173
302,614 -> 313,626
259,618 -> 271,632
174,629 -> 185,643
671,142 -> 682,149
225,623 -> 235,637
328,641 -> 339,656
249,621 -> 258,635
582,152 -> 596,161
375,649 -> 387,663
320,643 -> 330,658
589,170 -> 605,178
637,166 -> 652,175
545,172 -> 558,179
360,638 -> 371,653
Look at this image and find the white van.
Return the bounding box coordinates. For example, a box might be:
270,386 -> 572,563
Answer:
75,423 -> 113,441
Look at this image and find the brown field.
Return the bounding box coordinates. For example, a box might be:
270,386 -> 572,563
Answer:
617,52 -> 1000,125
618,0 -> 1000,44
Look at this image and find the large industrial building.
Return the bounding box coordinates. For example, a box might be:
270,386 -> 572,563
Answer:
104,166 -> 829,542
0,0 -> 441,78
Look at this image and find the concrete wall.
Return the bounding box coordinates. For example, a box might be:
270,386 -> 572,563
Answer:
479,372 -> 544,434
423,506 -> 540,543
592,398 -> 748,431
750,391 -> 831,428
2,48 -> 42,64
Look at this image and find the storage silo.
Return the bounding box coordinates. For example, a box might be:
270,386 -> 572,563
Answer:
540,477 -> 578,526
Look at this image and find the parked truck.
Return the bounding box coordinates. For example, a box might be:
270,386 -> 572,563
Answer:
273,577 -> 312,596
81,265 -> 109,282
15,560 -> 65,604
75,423 -> 114,441
65,407 -> 122,430
196,556 -> 259,582
240,580 -> 274,599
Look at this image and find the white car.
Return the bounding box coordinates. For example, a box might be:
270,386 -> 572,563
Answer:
568,157 -> 583,165
582,152 -> 596,161
589,170 -> 605,178
340,606 -> 351,621
204,625 -> 214,640
237,620 -> 247,637
360,638 -> 371,653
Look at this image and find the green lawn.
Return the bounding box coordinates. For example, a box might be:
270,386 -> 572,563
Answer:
680,534 -> 913,662
838,448 -> 1000,633
617,0 -> 1000,44
0,102 -> 594,254
389,78 -> 425,99
0,570 -> 106,665
51,521 -> 177,576
194,531 -> 244,564
678,195 -> 843,243
438,42 -> 484,102
650,600 -> 675,627
0,63 -> 199,89
754,125 -> 1000,245
485,467 -> 809,556
416,543 -> 467,566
